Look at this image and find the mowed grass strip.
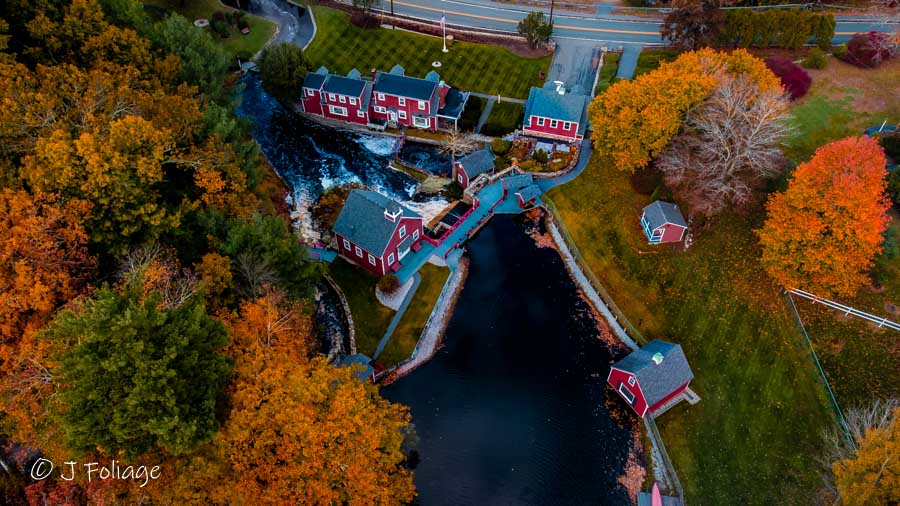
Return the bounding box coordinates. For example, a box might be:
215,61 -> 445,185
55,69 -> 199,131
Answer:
633,48 -> 680,77
546,157 -> 830,504
306,7 -> 550,99
377,263 -> 450,367
480,101 -> 523,137
328,258 -> 395,357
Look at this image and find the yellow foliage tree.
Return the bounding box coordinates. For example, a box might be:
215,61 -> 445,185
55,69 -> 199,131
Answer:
589,48 -> 781,173
833,407 -> 900,505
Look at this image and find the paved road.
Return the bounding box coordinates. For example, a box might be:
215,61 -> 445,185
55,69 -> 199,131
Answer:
374,0 -> 896,44
247,0 -> 316,49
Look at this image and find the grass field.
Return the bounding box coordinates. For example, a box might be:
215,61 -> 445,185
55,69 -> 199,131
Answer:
305,7 -> 551,99
480,101 -> 524,137
458,96 -> 487,132
595,52 -> 621,94
376,264 -> 449,367
633,48 -> 680,77
143,0 -> 275,59
328,259 -> 395,358
546,159 -> 831,503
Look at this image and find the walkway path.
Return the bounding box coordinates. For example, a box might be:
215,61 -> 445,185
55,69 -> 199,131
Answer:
475,98 -> 495,134
616,44 -> 642,80
372,272 -> 422,360
469,91 -> 526,104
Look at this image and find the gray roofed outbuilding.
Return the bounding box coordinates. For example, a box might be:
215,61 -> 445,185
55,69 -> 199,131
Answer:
524,86 -> 589,125
613,340 -> 693,408
333,190 -> 420,255
457,149 -> 495,178
642,201 -> 687,230
374,72 -> 438,101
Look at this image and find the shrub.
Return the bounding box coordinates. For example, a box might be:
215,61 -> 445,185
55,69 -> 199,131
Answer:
887,169 -> 900,206
832,43 -> 848,59
532,149 -> 549,164
211,19 -> 230,38
212,11 -> 226,22
377,274 -> 401,294
350,11 -> 379,29
491,138 -> 512,156
764,56 -> 811,100
722,10 -> 834,50
882,135 -> 900,161
445,182 -> 463,200
843,31 -> 896,68
802,48 -> 827,70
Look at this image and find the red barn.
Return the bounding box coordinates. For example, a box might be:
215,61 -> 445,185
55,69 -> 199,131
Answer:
301,67 -> 372,125
607,340 -> 695,418
452,149 -> 495,189
641,201 -> 687,244
370,65 -> 447,131
522,84 -> 589,144
333,190 -> 424,276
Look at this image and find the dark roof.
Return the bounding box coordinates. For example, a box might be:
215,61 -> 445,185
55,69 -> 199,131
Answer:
323,74 -> 367,97
524,86 -> 589,124
502,173 -> 533,191
457,149 -> 495,178
637,492 -> 681,506
516,184 -> 542,203
613,340 -> 693,408
438,88 -> 469,119
303,72 -> 326,90
374,72 -> 438,101
642,201 -> 687,230
360,82 -> 374,110
333,190 -> 420,255
338,354 -> 374,382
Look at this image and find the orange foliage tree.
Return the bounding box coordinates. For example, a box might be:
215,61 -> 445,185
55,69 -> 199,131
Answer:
589,48 -> 781,173
757,137 -> 890,297
832,406 -> 900,505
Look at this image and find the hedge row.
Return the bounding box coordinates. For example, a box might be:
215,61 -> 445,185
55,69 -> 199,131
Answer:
723,10 -> 835,50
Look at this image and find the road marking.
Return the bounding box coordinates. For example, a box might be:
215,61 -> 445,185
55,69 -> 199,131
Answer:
392,0 -> 659,35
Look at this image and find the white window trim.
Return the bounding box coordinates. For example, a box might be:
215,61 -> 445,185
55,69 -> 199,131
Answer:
368,254 -> 376,265
329,105 -> 348,117
339,95 -> 346,103
328,93 -> 336,101
412,229 -> 419,240
399,225 -> 406,238
343,239 -> 351,250
374,105 -> 387,114
398,97 -> 406,106
628,376 -> 635,386
418,100 -> 426,110
563,121 -> 572,130
357,110 -> 365,118
387,253 -> 395,265
457,174 -> 463,183
349,97 -> 356,105
550,119 -> 559,128
413,116 -> 430,128
618,384 -> 635,404
355,246 -> 363,257
377,93 -> 385,101
398,110 -> 407,120
536,117 -> 545,127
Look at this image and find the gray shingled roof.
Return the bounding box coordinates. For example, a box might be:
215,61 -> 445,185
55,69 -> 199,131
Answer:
374,72 -> 438,101
303,72 -> 326,90
613,340 -> 693,408
516,184 -> 542,204
502,174 -> 534,191
333,190 -> 420,255
643,201 -> 687,230
323,74 -> 367,97
438,88 -> 469,119
523,86 -> 589,125
457,149 -> 495,179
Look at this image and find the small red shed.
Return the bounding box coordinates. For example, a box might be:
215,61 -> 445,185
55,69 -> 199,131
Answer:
452,149 -> 495,189
607,340 -> 694,418
640,201 -> 687,244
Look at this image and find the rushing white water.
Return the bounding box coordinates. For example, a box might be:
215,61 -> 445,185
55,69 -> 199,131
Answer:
358,135 -> 399,157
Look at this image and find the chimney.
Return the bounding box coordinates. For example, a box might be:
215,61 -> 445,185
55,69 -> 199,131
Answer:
651,352 -> 664,365
384,207 -> 402,222
372,68 -> 377,81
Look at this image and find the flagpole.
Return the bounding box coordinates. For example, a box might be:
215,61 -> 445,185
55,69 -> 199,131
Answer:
441,12 -> 448,53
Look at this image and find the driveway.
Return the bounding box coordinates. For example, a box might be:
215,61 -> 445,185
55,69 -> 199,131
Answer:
545,39 -> 604,94
247,0 -> 316,49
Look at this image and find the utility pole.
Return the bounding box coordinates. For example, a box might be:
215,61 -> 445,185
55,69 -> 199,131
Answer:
549,0 -> 555,25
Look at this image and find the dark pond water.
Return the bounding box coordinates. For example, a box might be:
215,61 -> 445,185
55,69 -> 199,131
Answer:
384,215 -> 639,505
236,75 -> 416,201
397,141 -> 452,176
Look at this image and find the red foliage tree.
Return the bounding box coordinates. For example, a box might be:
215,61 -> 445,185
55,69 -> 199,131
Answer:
764,56 -> 811,101
843,31 -> 896,68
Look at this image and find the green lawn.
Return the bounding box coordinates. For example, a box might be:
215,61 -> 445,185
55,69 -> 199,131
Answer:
595,52 -> 621,95
634,48 -> 680,77
458,95 -> 487,132
328,259 -> 395,357
305,7 -> 550,99
143,0 -> 275,58
480,101 -> 523,137
376,263 -> 449,367
546,157 -> 831,504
